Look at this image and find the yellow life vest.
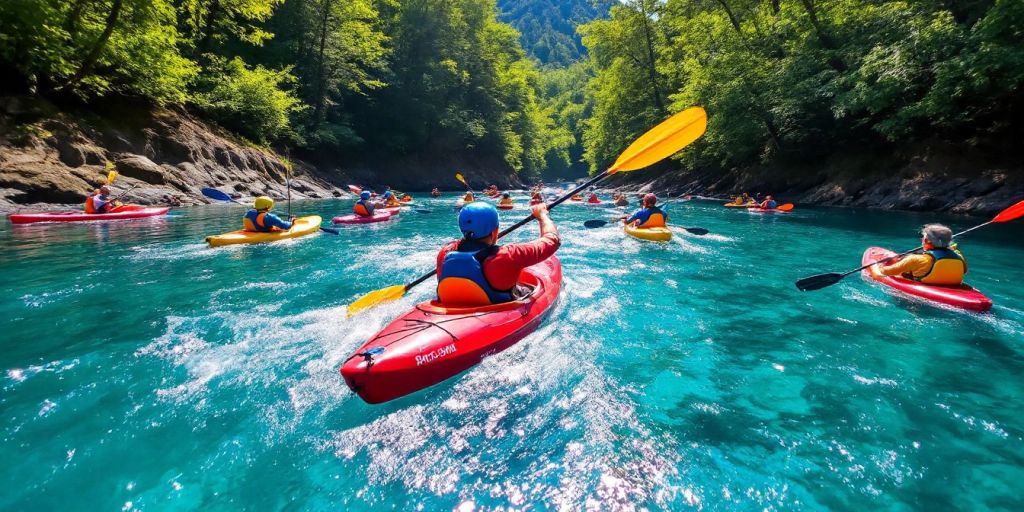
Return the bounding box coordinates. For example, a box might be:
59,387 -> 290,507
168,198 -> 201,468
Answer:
917,248 -> 967,285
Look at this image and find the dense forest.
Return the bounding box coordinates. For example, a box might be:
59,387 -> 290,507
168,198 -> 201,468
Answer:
578,0 -> 1024,180
1,0 -> 1022,192
497,0 -> 616,67
0,0 -> 576,182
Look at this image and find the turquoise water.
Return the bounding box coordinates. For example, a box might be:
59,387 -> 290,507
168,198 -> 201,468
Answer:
2,194 -> 1023,510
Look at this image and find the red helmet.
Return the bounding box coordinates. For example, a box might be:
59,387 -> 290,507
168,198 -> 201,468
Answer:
643,193 -> 657,206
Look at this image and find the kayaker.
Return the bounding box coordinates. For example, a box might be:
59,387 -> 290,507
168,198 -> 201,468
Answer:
733,193 -> 752,205
431,188 -> 441,197
462,192 -> 475,203
84,185 -> 120,214
243,196 -> 293,232
877,224 -> 967,285
353,191 -> 376,217
623,193 -> 667,228
759,195 -> 777,209
588,192 -> 600,203
530,191 -> 543,205
499,193 -> 514,207
435,202 -> 560,306
614,193 -> 629,207
382,191 -> 402,207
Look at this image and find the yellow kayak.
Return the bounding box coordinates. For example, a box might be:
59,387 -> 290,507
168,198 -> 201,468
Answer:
624,225 -> 673,242
206,216 -> 323,247
724,202 -> 757,208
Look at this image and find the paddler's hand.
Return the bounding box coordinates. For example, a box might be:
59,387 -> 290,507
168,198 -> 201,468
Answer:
531,203 -> 549,219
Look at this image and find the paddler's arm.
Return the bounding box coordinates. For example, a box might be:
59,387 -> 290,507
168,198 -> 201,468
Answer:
263,212 -> 293,231
878,254 -> 930,277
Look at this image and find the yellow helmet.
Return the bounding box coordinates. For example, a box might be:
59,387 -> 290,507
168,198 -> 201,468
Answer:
254,196 -> 274,210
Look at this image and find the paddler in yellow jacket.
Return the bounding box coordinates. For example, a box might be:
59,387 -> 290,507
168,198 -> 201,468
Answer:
877,224 -> 967,285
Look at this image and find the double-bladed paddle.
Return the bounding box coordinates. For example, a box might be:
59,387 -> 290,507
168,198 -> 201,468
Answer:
795,199 -> 1024,291
346,106 -> 708,316
200,187 -> 339,235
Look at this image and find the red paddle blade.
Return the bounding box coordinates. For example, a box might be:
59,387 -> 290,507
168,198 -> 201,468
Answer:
993,199 -> 1024,223
777,203 -> 795,211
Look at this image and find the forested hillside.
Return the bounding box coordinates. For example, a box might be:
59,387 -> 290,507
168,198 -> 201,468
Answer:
497,0 -> 615,66
0,0 -> 568,183
578,0 -> 1024,187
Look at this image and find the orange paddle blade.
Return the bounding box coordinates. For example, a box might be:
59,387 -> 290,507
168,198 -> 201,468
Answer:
347,285 -> 407,317
777,203 -> 795,211
609,107 -> 708,173
993,199 -> 1024,223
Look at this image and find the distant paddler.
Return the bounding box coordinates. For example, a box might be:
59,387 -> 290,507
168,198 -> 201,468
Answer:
622,193 -> 667,228
381,191 -> 402,208
353,191 -> 377,217
613,193 -> 629,207
498,193 -> 514,209
431,188 -> 441,197
758,195 -> 778,209
244,196 -> 294,232
84,185 -> 122,214
529,191 -> 544,205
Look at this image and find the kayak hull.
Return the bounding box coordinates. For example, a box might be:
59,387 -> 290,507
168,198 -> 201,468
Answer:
9,206 -> 170,224
341,255 -> 562,404
747,207 -> 790,214
333,212 -> 392,224
624,225 -> 673,242
206,215 -> 322,246
861,247 -> 992,312
724,202 -> 756,208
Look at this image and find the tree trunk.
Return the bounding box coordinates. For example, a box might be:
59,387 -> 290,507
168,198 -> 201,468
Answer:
197,0 -> 221,56
64,0 -> 88,37
64,0 -> 123,89
310,0 -> 331,130
797,0 -> 846,71
716,0 -> 743,33
770,0 -> 780,15
636,0 -> 665,114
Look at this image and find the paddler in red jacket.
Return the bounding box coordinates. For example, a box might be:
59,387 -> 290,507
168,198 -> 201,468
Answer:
435,201 -> 559,306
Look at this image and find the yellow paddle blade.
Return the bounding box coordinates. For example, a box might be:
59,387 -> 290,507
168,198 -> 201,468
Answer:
609,107 -> 707,173
347,285 -> 407,317
105,162 -> 118,185
455,173 -> 467,186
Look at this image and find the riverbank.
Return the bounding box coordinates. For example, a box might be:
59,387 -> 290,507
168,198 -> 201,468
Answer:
0,95 -> 526,214
613,139 -> 1022,217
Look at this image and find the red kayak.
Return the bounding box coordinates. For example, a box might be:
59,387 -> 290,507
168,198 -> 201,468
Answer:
497,204 -> 514,210
333,211 -> 392,224
861,247 -> 992,312
9,205 -> 170,224
341,255 -> 563,404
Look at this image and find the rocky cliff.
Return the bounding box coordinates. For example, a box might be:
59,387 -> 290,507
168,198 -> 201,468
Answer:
0,95 -> 350,213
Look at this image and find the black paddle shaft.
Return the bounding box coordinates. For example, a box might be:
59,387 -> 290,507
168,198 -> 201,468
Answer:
404,171 -> 613,291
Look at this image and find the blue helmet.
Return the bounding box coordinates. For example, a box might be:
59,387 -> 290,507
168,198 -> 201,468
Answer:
458,201 -> 499,239
359,191 -> 371,200
383,191 -> 393,199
